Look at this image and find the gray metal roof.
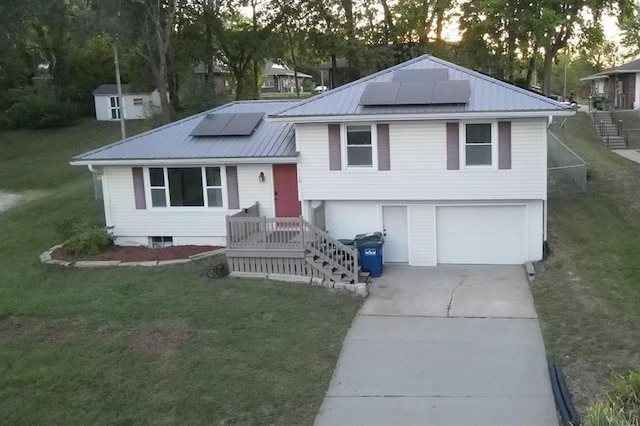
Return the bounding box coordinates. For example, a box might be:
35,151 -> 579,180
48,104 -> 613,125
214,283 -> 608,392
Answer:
581,58 -> 640,80
74,101 -> 298,162
272,55 -> 571,118
92,84 -> 152,96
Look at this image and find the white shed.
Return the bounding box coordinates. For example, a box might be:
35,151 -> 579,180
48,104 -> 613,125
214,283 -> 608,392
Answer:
92,84 -> 163,121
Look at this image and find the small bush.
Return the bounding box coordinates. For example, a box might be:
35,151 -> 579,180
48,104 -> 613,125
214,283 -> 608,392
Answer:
205,255 -> 229,279
4,85 -> 77,129
583,401 -> 637,426
55,216 -> 81,241
63,223 -> 113,257
611,372 -> 640,421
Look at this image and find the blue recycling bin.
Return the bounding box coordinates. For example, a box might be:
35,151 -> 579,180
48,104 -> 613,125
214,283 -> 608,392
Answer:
355,239 -> 384,277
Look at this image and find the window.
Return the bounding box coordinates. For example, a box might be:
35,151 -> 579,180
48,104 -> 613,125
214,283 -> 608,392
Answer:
148,167 -> 224,208
464,123 -> 493,166
133,98 -> 143,105
262,76 -> 275,88
150,236 -> 173,248
346,125 -> 373,167
109,96 -> 121,119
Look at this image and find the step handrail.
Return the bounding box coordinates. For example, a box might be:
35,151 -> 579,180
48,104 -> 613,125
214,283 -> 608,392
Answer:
301,219 -> 359,283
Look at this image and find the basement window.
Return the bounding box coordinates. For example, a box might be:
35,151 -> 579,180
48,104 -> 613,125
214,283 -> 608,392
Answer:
150,236 -> 173,248
133,98 -> 144,105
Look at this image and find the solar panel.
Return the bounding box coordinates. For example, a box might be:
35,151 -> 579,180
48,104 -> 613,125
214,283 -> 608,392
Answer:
395,82 -> 435,105
359,82 -> 400,105
189,112 -> 264,136
392,69 -> 448,82
190,113 -> 234,136
431,80 -> 471,104
219,112 -> 264,136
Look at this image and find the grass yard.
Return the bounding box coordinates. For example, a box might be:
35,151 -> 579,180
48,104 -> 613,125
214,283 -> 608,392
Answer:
0,119 -> 362,424
534,112 -> 640,413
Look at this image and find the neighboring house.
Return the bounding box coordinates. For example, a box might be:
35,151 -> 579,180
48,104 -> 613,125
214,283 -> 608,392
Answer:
193,61 -> 230,94
318,58 -> 349,89
262,61 -> 312,93
73,55 -> 572,284
92,84 -> 163,121
581,58 -> 640,109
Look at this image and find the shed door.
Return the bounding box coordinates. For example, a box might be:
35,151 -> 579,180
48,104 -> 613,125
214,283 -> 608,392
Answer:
436,205 -> 527,264
382,206 -> 409,263
273,164 -> 301,217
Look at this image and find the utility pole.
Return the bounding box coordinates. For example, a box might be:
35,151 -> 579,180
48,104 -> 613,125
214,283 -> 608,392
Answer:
113,42 -> 127,140
563,47 -> 568,100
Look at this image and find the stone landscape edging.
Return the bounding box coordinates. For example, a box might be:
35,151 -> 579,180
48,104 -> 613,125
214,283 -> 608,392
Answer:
39,244 -> 226,268
229,270 -> 369,297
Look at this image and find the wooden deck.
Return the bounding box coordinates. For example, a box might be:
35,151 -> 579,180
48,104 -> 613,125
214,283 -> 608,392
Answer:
225,202 -> 363,284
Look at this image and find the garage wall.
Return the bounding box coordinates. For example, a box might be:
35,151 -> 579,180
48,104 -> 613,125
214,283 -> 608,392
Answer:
322,200 -> 543,265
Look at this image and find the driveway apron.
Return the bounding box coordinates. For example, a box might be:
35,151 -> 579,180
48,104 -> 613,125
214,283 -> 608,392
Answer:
315,265 -> 558,426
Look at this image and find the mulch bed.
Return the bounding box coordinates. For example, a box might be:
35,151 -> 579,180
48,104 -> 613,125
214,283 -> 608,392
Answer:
51,245 -> 222,262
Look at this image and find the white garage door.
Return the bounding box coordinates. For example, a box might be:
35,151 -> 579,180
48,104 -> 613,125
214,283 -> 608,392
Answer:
436,205 -> 527,264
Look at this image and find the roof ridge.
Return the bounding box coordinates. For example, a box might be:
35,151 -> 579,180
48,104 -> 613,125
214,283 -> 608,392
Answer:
426,56 -> 567,109
270,55 -> 431,116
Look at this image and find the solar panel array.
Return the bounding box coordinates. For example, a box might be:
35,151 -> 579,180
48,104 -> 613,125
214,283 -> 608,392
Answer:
190,112 -> 264,137
360,68 -> 470,106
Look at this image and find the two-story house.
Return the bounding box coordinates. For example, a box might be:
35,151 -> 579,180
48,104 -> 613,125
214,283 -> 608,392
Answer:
72,55 -> 573,285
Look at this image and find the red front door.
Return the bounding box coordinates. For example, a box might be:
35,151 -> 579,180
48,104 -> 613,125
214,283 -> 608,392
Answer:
273,164 -> 301,217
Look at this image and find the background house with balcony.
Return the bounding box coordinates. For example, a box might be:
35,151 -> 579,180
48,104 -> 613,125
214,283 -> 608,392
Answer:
581,58 -> 640,110
74,55 -> 573,287
261,61 -> 312,93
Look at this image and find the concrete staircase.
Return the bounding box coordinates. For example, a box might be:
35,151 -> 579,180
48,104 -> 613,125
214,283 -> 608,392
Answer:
591,111 -> 627,149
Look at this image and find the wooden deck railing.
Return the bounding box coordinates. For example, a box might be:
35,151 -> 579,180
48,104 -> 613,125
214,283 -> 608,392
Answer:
231,202 -> 260,218
226,214 -> 359,282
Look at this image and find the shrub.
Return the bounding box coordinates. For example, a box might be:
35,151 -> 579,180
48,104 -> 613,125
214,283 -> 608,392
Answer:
611,372 -> 640,421
583,401 -> 636,426
205,255 -> 229,279
63,223 -> 113,257
4,85 -> 77,129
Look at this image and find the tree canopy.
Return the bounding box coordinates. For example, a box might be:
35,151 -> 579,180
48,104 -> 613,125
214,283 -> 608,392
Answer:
0,0 -> 628,129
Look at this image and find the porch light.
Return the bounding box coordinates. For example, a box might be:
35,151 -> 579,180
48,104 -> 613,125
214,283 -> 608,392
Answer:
258,172 -> 265,182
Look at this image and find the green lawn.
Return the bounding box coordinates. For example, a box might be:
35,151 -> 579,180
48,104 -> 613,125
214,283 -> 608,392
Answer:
0,119 -> 361,424
534,112 -> 640,412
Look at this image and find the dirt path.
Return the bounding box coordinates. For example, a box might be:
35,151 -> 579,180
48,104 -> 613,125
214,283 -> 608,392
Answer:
0,191 -> 21,214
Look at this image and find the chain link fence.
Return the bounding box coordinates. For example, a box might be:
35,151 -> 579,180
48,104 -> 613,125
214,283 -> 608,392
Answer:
548,131 -> 587,193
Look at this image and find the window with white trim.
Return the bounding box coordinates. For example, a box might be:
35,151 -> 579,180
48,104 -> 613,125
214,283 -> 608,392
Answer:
148,167 -> 224,208
345,125 -> 373,167
464,123 -> 493,166
109,96 -> 121,119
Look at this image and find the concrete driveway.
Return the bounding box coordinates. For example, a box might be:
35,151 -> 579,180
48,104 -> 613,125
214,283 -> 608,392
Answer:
315,265 -> 558,426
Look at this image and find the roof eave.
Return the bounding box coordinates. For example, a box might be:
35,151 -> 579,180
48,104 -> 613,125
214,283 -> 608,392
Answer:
268,109 -> 575,123
70,155 -> 299,167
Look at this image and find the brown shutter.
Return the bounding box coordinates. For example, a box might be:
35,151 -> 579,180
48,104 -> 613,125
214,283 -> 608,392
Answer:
226,166 -> 239,209
328,124 -> 342,170
377,123 -> 391,170
132,167 -> 146,209
446,122 -> 459,170
498,121 -> 512,170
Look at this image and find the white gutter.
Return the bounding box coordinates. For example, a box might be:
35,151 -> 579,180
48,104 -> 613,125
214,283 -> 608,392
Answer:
268,109 -> 575,123
71,156 -> 299,167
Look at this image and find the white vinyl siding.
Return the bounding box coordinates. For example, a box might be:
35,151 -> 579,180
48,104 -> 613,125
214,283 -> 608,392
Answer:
101,164 -> 275,246
296,119 -> 546,201
319,200 -> 543,266
94,93 -> 159,121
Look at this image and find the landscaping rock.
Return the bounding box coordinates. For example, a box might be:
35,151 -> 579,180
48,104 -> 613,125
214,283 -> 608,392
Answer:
333,282 -> 347,291
268,274 -> 311,284
74,260 -> 122,267
524,261 -> 535,282
229,271 -> 268,279
354,283 -> 368,297
157,259 -> 192,266
119,261 -> 159,267
321,280 -> 335,289
46,259 -> 72,267
189,248 -> 226,260
39,251 -> 52,263
310,277 -> 324,286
